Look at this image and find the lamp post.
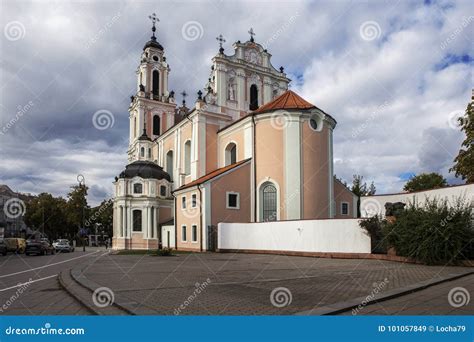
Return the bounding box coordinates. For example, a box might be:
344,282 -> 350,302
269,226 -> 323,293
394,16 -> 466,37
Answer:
77,174 -> 86,252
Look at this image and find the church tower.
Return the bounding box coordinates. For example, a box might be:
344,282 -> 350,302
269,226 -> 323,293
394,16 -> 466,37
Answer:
128,13 -> 176,163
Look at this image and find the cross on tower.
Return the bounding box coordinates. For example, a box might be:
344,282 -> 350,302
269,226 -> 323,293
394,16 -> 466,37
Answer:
148,13 -> 159,38
216,34 -> 226,53
181,90 -> 188,105
248,28 -> 255,42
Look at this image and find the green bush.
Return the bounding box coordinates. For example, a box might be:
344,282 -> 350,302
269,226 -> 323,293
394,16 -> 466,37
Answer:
359,216 -> 387,254
156,247 -> 173,256
383,198 -> 473,265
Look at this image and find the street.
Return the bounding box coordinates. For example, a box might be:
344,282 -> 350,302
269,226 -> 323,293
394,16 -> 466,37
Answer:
0,248 -> 109,315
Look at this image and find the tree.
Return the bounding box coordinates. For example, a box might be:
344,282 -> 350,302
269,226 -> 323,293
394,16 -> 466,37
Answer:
24,193 -> 68,239
403,173 -> 447,192
66,184 -> 90,238
350,174 -> 376,217
88,199 -> 113,238
450,97 -> 474,182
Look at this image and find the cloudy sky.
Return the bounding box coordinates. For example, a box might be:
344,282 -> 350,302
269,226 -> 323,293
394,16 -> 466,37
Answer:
0,0 -> 472,205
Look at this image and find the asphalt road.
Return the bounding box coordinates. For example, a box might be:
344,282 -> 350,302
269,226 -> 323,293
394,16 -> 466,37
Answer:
0,248 -> 108,315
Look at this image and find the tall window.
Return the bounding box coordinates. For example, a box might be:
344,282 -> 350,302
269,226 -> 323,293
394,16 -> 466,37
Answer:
166,150 -> 174,180
140,147 -> 145,158
225,143 -> 237,166
192,225 -> 197,242
153,115 -> 160,135
132,210 -> 142,231
191,194 -> 197,207
249,84 -> 259,110
341,202 -> 349,215
152,70 -> 159,95
261,183 -> 277,222
181,225 -> 187,242
184,140 -> 191,175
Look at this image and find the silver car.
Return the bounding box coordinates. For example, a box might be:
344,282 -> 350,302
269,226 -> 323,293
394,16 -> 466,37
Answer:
54,239 -> 75,253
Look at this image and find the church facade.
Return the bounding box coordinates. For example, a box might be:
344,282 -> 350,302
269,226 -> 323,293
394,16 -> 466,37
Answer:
112,17 -> 357,251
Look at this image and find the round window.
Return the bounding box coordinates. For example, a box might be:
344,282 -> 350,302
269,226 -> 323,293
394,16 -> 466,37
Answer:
153,56 -> 159,62
309,118 -> 318,130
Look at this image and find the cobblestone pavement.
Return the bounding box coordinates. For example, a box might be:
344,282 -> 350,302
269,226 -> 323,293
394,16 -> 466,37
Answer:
77,252 -> 473,315
338,274 -> 474,316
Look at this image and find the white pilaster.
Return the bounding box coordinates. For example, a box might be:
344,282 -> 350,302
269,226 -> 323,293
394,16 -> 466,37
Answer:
328,127 -> 335,218
284,115 -> 302,220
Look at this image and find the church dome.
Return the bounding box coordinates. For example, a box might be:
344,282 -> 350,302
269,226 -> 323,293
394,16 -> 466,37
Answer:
143,37 -> 163,51
118,161 -> 171,181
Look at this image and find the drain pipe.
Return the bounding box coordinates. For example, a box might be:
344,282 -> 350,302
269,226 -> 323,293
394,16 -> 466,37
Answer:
252,115 -> 257,222
198,185 -> 203,252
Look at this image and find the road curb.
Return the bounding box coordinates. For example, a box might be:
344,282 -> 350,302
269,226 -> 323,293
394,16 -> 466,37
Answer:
295,270 -> 474,316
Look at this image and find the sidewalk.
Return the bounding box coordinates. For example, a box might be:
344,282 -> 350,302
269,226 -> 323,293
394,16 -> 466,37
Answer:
66,252 -> 473,315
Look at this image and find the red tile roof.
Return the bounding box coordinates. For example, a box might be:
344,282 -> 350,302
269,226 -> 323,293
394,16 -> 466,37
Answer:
252,90 -> 316,114
174,158 -> 251,192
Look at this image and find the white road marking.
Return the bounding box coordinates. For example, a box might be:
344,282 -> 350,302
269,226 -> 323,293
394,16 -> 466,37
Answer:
0,250 -> 103,279
0,274 -> 58,292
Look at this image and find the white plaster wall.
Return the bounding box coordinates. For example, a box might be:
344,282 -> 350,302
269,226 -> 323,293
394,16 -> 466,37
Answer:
360,184 -> 474,218
161,225 -> 175,248
218,219 -> 370,253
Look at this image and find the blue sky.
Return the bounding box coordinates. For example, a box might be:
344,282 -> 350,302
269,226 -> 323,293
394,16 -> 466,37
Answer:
0,0 -> 472,205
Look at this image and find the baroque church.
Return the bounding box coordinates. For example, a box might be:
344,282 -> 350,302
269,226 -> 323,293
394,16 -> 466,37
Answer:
112,15 -> 357,251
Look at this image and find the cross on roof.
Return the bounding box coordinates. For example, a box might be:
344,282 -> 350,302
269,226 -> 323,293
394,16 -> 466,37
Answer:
148,13 -> 159,38
216,34 -> 226,48
248,28 -> 255,42
181,90 -> 188,105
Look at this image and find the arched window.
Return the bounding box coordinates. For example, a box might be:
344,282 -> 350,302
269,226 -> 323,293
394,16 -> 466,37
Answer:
132,210 -> 142,231
261,182 -> 277,222
166,150 -> 174,180
140,147 -> 145,158
249,84 -> 259,110
152,70 -> 159,95
225,143 -> 237,166
184,141 -> 191,175
153,115 -> 160,135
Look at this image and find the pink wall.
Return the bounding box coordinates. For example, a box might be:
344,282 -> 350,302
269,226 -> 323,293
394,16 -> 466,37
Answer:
302,121 -> 330,219
334,179 -> 356,218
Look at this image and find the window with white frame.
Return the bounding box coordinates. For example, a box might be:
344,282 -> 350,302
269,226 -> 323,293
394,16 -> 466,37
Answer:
181,225 -> 187,242
191,194 -> 197,207
191,225 -> 197,242
133,183 -> 143,194
226,192 -> 240,209
341,202 -> 349,215
181,196 -> 186,209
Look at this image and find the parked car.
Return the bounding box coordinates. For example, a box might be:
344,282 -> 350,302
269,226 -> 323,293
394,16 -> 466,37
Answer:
3,238 -> 26,254
54,239 -> 74,253
0,240 -> 7,256
25,239 -> 55,256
